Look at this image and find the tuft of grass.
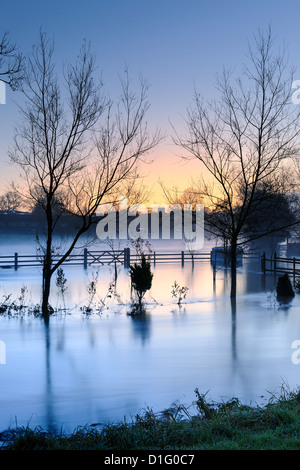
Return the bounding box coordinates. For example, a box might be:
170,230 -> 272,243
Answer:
2,386 -> 300,450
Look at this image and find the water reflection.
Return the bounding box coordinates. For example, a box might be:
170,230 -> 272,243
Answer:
130,311 -> 151,345
43,318 -> 55,433
1,254 -> 300,434
231,297 -> 237,362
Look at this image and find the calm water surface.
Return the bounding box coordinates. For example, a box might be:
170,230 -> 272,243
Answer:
0,238 -> 300,433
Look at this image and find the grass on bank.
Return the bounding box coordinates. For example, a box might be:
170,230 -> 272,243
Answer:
2,386 -> 300,450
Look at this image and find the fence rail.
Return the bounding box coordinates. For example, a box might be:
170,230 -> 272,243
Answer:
0,248 -> 212,270
261,252 -> 300,277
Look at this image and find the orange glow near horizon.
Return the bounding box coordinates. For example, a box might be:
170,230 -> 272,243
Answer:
3,143 -> 216,212
137,146 -> 215,208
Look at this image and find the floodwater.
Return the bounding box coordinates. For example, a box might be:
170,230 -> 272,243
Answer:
0,236 -> 300,434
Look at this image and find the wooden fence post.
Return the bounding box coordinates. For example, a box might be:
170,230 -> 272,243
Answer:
127,248 -> 130,267
293,257 -> 296,283
84,248 -> 88,269
124,247 -> 130,268
14,252 -> 18,270
213,264 -> 216,290
261,252 -> 266,273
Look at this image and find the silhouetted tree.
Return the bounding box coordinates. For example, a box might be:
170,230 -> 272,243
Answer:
276,273 -> 295,300
10,31 -> 160,317
130,254 -> 153,310
242,175 -> 297,253
174,27 -> 300,298
205,173 -> 297,254
29,185 -> 69,219
160,184 -> 204,211
0,191 -> 22,212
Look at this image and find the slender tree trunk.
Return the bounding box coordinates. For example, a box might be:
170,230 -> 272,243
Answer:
42,205 -> 53,317
230,296 -> 237,360
138,295 -> 142,310
42,268 -> 52,317
230,236 -> 237,299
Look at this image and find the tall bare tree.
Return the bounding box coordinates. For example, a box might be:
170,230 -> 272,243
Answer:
10,31 -> 160,317
174,27 -> 300,298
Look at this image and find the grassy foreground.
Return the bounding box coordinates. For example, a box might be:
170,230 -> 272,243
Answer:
1,387 -> 300,450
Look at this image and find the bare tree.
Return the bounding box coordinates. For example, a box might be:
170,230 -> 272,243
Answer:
101,170 -> 153,210
117,174 -> 153,208
0,32 -> 23,89
174,27 -> 300,298
10,31 -> 160,317
159,183 -> 204,211
0,190 -> 22,212
240,172 -> 297,249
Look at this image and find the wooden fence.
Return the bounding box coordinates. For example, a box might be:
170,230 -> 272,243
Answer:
0,248 -> 211,270
261,252 -> 300,278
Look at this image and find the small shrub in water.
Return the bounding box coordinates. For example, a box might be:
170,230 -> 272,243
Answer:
81,271 -> 99,314
130,254 -> 153,310
276,273 -> 295,299
56,268 -> 68,295
171,281 -> 189,305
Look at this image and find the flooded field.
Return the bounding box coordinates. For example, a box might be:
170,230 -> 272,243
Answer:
0,238 -> 300,434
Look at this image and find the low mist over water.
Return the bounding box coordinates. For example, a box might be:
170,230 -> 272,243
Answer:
0,236 -> 299,433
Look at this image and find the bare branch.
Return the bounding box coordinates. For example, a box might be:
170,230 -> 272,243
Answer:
0,31 -> 24,89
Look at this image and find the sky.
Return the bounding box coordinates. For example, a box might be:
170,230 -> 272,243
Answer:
1,0 -> 300,205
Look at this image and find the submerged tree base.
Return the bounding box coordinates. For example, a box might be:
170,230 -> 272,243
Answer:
2,386 -> 300,450
127,301 -> 148,315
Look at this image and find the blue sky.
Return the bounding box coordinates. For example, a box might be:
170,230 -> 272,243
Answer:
1,0 -> 300,201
